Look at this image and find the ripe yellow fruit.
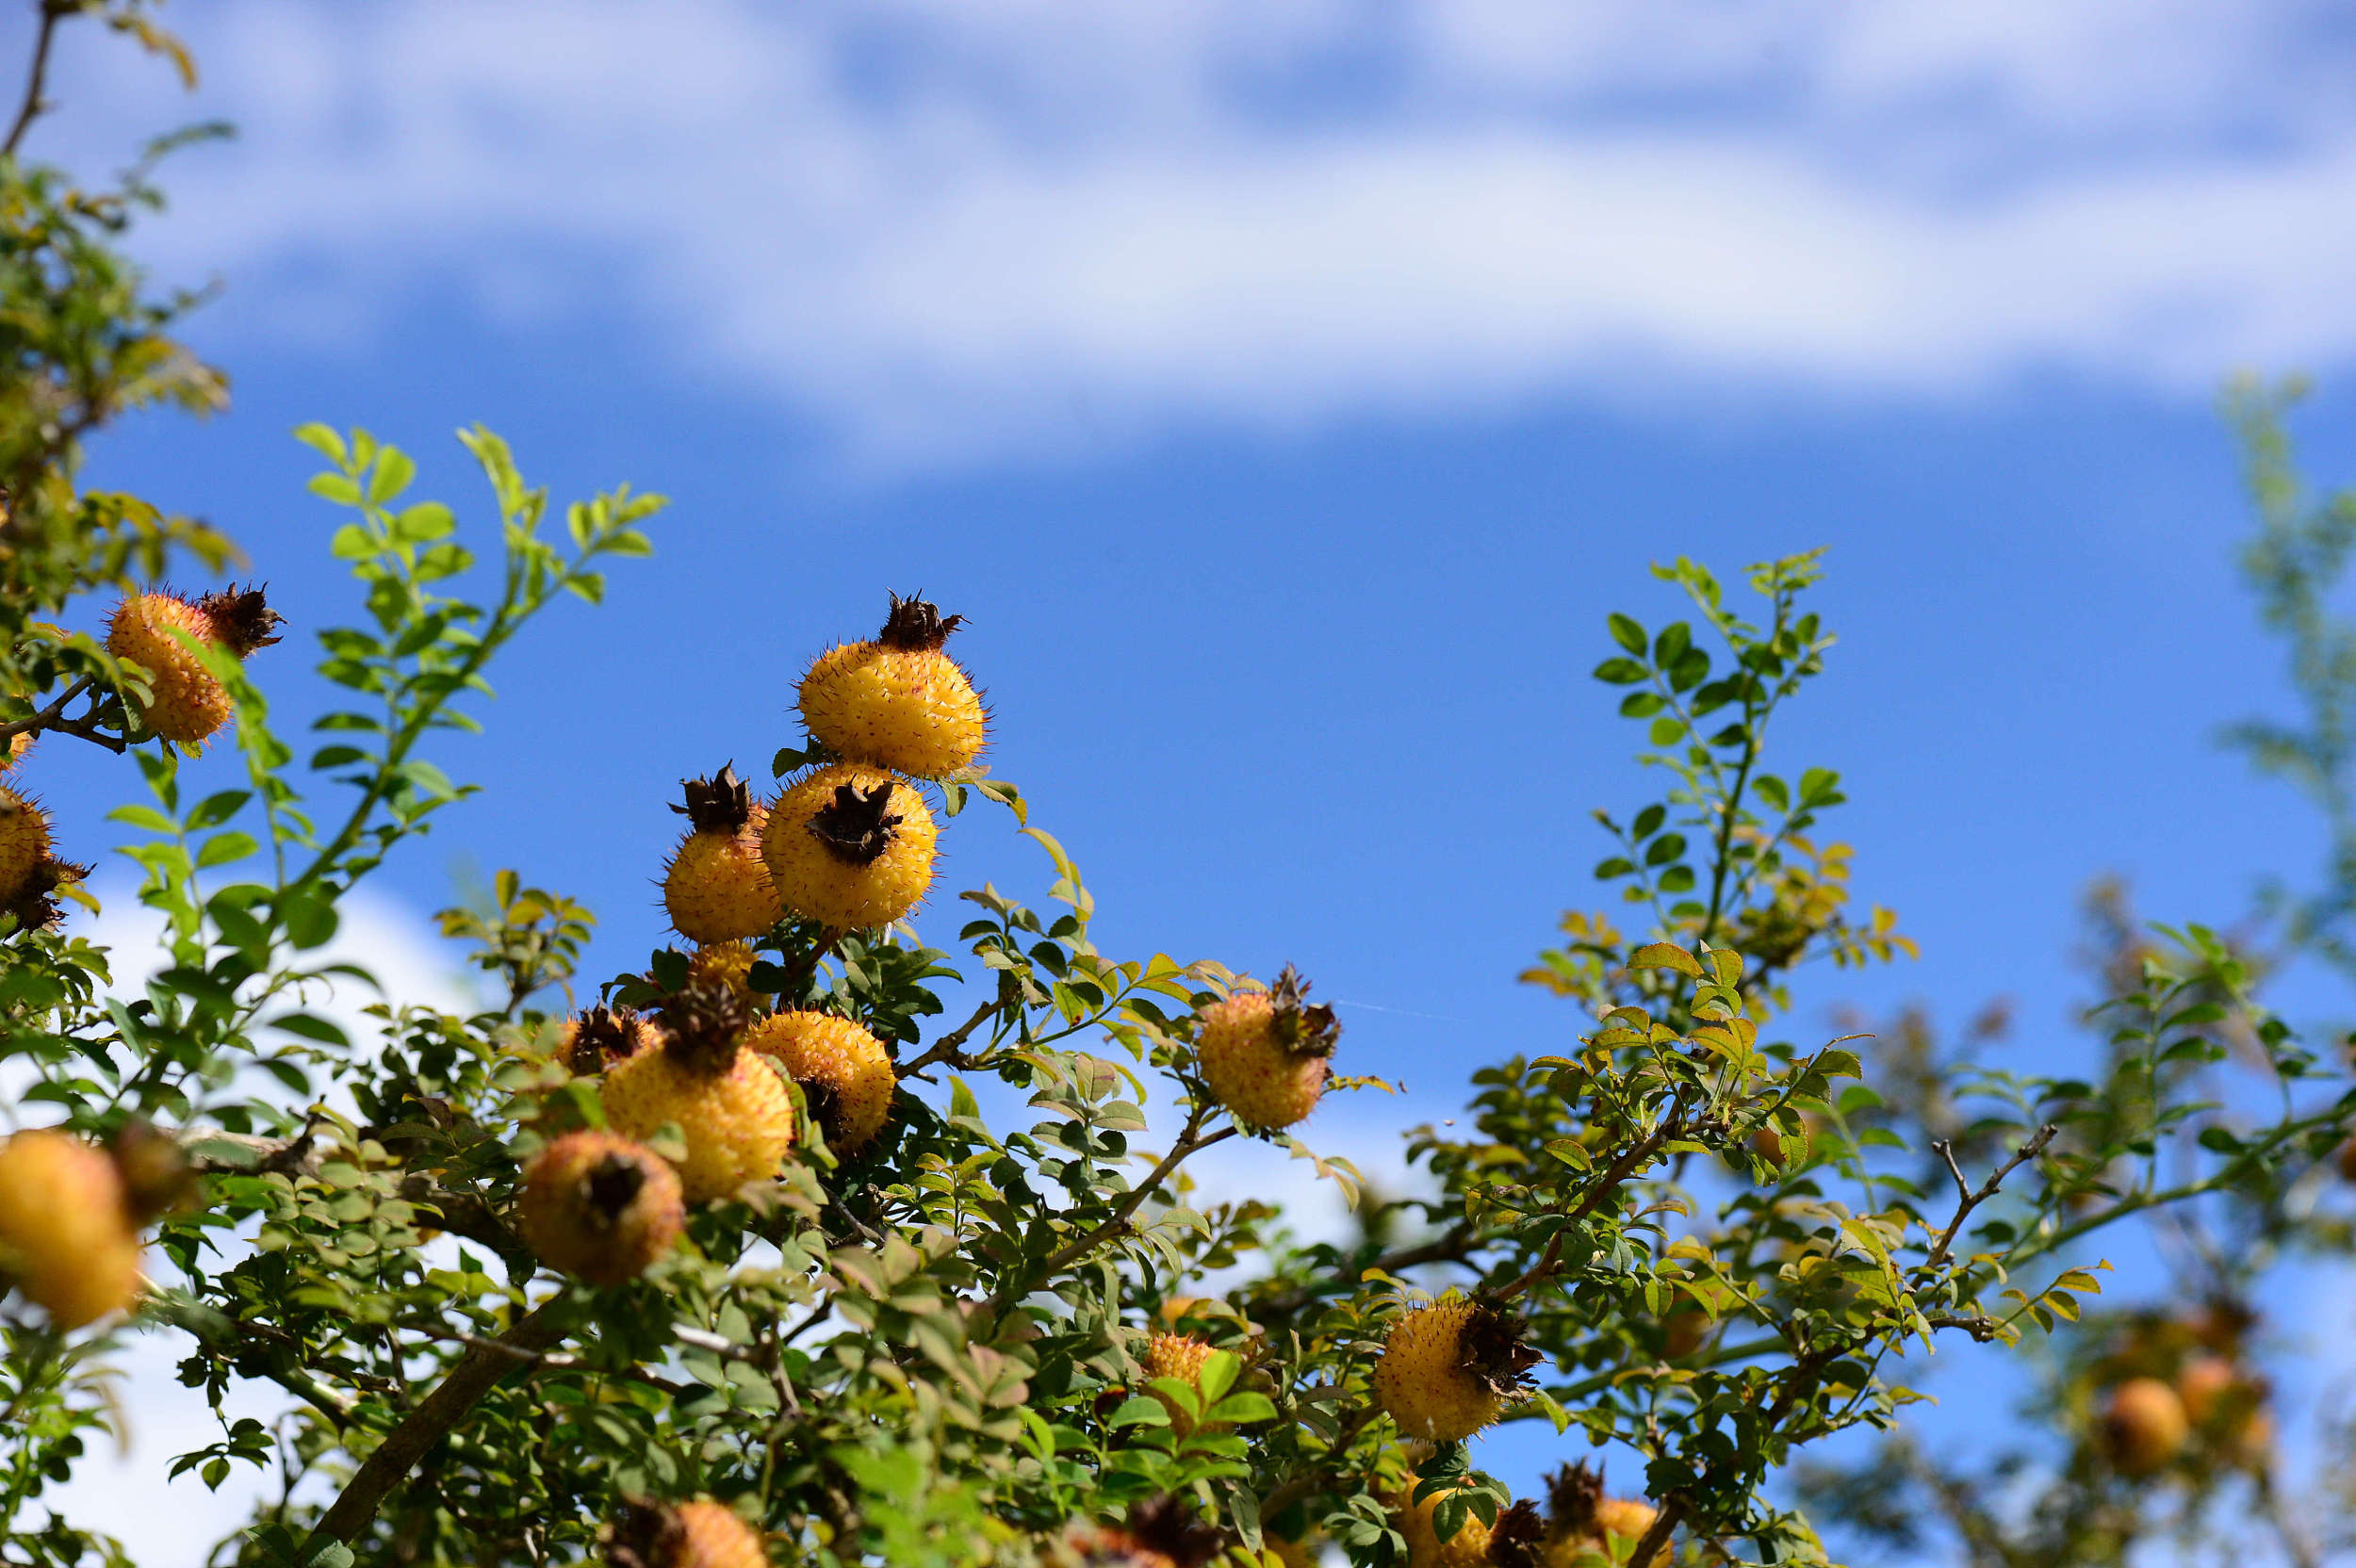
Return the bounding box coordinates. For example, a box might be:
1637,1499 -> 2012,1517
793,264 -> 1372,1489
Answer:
744,1010 -> 896,1157
1,731 -> 30,770
761,763 -> 938,931
663,765 -> 783,944
105,585 -> 283,745
601,985 -> 796,1202
1396,1483 -> 1497,1568
797,595 -> 987,778
2102,1376 -> 2190,1476
516,1131 -> 685,1286
557,1004 -> 660,1076
687,941 -> 762,1004
608,1497 -> 769,1568
1195,966 -> 1337,1131
1143,1331 -> 1219,1438
1542,1464 -> 1662,1568
1374,1297 -> 1539,1443
0,785 -> 85,931
0,1129 -> 143,1329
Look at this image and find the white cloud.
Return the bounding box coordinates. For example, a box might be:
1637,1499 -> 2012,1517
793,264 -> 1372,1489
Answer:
28,1 -> 2356,465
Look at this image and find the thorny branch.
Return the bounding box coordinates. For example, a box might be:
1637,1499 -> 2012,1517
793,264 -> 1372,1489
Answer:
1922,1123 -> 2058,1274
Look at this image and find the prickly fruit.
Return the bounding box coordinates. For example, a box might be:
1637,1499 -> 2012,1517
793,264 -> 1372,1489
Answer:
761,763 -> 938,930
1069,1497 -> 1224,1568
556,1004 -> 660,1076
1542,1464 -> 1661,1568
0,1129 -> 142,1328
601,984 -> 796,1201
2102,1376 -> 2189,1475
744,1010 -> 896,1157
1142,1332 -> 1219,1438
0,785 -> 85,931
608,1497 -> 768,1568
517,1131 -> 685,1285
106,585 -> 282,745
1374,1297 -> 1539,1443
1195,966 -> 1337,1131
798,595 -> 987,778
686,941 -> 762,1004
663,766 -> 782,943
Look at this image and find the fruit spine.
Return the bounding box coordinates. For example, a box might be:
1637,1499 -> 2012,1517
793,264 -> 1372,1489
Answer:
663,764 -> 782,944
105,584 -> 283,745
797,594 -> 988,778
761,763 -> 938,931
607,1498 -> 769,1568
0,785 -> 88,932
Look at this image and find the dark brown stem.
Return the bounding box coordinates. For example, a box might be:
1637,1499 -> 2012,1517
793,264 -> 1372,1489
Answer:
1922,1123 -> 2057,1274
0,675 -> 125,754
1497,1117 -> 1679,1300
310,1297 -> 571,1544
3,1 -> 70,160
984,1114 -> 1237,1313
1627,1495 -> 1687,1568
896,997 -> 1003,1080
775,926 -> 845,1001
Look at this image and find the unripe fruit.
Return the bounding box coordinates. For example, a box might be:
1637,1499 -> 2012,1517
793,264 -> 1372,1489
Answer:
517,1131 -> 685,1286
797,595 -> 987,778
601,984 -> 796,1202
607,1497 -> 769,1568
743,1010 -> 896,1158
105,585 -> 283,745
761,764 -> 938,931
1195,966 -> 1337,1131
0,786 -> 86,932
0,1129 -> 143,1328
2102,1376 -> 2189,1475
663,765 -> 782,944
1143,1331 -> 1219,1438
1374,1297 -> 1539,1443
559,1004 -> 660,1077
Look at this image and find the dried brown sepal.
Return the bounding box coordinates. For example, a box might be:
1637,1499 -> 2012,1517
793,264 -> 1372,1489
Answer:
1488,1502 -> 1547,1568
570,1004 -> 648,1075
877,593 -> 967,650
671,763 -> 754,836
196,583 -> 285,658
648,980 -> 751,1076
4,856 -> 87,933
1120,1496 -> 1224,1568
1460,1301 -> 1542,1399
109,1119 -> 196,1223
800,1077 -> 846,1151
805,780 -> 903,867
1544,1462 -> 1607,1542
584,1152 -> 648,1228
607,1497 -> 689,1568
1266,963 -> 1341,1061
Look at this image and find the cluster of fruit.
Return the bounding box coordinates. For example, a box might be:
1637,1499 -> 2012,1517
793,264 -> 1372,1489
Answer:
2094,1312 -> 2271,1478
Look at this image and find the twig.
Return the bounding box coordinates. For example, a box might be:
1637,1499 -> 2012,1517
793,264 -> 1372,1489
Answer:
896,997 -> 1004,1081
1626,1494 -> 1688,1568
0,675 -> 125,755
398,1323 -> 684,1396
3,1 -> 71,160
984,1115 -> 1237,1313
1497,1117 -> 1679,1300
1254,1223 -> 1481,1320
1922,1123 -> 2057,1273
309,1296 -> 572,1544
1257,1402 -> 1382,1522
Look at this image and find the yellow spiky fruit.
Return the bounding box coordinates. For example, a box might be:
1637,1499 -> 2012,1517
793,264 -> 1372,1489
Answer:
663,765 -> 782,943
2102,1376 -> 2189,1476
687,941 -> 762,1004
1143,1331 -> 1219,1438
1396,1484 -> 1495,1568
105,585 -> 282,745
743,1010 -> 896,1157
0,786 -> 52,907
1541,1463 -> 1662,1568
797,595 -> 987,778
516,1131 -> 684,1286
609,1497 -> 769,1568
0,1129 -> 143,1329
761,763 -> 938,931
1195,966 -> 1336,1131
600,987 -> 796,1202
1374,1298 -> 1538,1443
1068,1498 -> 1224,1568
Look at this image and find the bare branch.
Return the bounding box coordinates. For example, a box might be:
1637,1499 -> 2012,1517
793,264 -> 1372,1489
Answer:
1922,1123 -> 2058,1273
3,1 -> 73,161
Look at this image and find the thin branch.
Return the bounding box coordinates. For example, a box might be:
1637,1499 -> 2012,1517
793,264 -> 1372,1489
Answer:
2,1 -> 70,160
309,1296 -> 572,1545
1626,1494 -> 1687,1568
397,1324 -> 684,1396
1922,1123 -> 2057,1274
984,1116 -> 1238,1313
0,675 -> 125,754
1497,1116 -> 1679,1301
896,997 -> 1004,1081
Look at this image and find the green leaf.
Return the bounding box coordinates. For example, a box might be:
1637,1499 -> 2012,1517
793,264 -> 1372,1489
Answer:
329,524 -> 379,561
196,831 -> 260,869
307,473 -> 362,507
389,501 -> 454,545
1628,942 -> 1703,978
1196,1349 -> 1240,1404
292,423 -> 349,463
187,790 -> 251,830
1108,1396 -> 1170,1429
366,447 -> 417,507
1593,658 -> 1648,685
270,1013 -> 352,1047
106,804 -> 176,834
1608,613 -> 1648,655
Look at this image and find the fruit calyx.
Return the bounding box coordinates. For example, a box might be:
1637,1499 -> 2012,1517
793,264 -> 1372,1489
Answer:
1486,1501 -> 1546,1568
1544,1462 -> 1606,1539
5,855 -> 88,933
1119,1496 -> 1224,1568
805,780 -> 903,866
648,981 -> 751,1077
109,1119 -> 195,1223
877,593 -> 966,651
799,1076 -> 846,1149
1266,964 -> 1340,1060
569,1004 -> 648,1074
1459,1299 -> 1543,1399
608,1498 -> 690,1568
672,763 -> 754,836
584,1152 -> 648,1227
195,583 -> 285,657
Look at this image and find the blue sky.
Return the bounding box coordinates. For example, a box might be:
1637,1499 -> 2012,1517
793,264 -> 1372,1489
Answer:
20,0 -> 2356,1556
